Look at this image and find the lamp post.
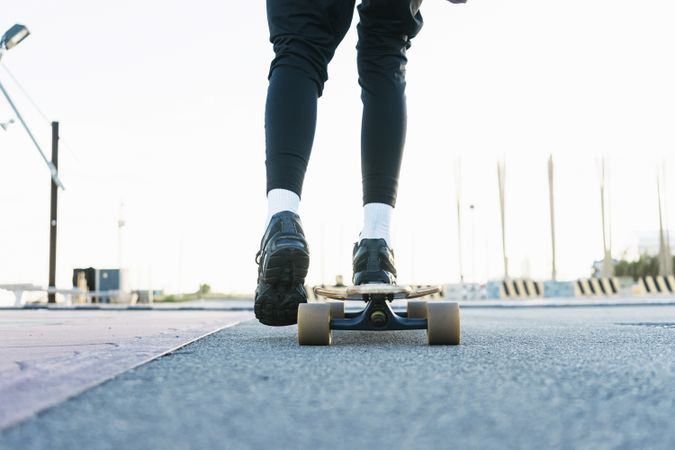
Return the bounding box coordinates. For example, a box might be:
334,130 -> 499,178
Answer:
0,24 -> 64,189
497,159 -> 508,280
598,158 -> 613,277
548,155 -> 557,281
657,166 -> 673,277
455,158 -> 464,283
48,122 -> 59,303
2,24 -> 65,303
0,24 -> 30,51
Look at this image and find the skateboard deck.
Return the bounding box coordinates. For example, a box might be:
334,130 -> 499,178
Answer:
314,283 -> 441,301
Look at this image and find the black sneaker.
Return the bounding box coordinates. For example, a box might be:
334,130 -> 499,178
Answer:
254,211 -> 310,326
352,238 -> 397,285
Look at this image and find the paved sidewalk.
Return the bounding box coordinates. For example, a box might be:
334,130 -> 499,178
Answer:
0,310 -> 252,430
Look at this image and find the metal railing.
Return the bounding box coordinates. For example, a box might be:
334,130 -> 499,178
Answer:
0,284 -> 128,307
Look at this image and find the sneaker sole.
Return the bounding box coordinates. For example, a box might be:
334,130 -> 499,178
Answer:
254,284 -> 307,326
353,270 -> 396,286
261,247 -> 310,285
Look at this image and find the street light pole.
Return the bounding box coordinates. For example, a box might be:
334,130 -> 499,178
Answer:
2,24 -> 66,301
548,155 -> 557,281
48,122 -> 59,303
0,24 -> 64,190
497,159 -> 508,280
455,158 -> 464,283
656,167 -> 673,277
599,158 -> 613,277
0,75 -> 64,190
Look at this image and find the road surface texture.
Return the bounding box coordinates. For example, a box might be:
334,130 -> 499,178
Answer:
0,310 -> 252,429
1,305 -> 674,449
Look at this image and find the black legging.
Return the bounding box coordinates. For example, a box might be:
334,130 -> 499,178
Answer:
265,0 -> 423,207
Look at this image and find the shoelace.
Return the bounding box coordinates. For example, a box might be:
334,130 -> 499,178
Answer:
255,235 -> 265,265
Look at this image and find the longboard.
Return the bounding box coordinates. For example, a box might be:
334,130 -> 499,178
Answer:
313,283 -> 441,301
299,283 -> 459,346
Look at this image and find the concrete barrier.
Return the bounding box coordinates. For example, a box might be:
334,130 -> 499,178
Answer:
636,275 -> 675,295
543,281 -> 575,298
574,278 -> 619,297
498,279 -> 544,299
445,283 -> 489,300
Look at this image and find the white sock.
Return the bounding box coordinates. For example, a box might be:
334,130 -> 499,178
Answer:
360,202 -> 393,247
266,189 -> 300,227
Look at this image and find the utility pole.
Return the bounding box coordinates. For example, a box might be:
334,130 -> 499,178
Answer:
664,164 -> 673,275
455,159 -> 464,283
657,168 -> 673,276
599,158 -> 613,277
469,204 -> 476,283
48,121 -> 59,303
118,201 -> 126,269
548,155 -> 557,281
497,159 -> 508,279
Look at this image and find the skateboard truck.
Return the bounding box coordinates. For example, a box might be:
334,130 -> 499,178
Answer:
297,284 -> 460,346
330,294 -> 427,332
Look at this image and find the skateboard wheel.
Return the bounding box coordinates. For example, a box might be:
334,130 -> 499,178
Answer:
328,301 -> 344,319
297,303 -> 331,346
426,302 -> 460,345
407,300 -> 427,319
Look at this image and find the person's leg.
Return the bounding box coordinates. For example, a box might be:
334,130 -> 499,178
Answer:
265,0 -> 356,220
257,0 -> 356,325
357,0 -> 423,210
353,0 -> 423,284
264,67 -> 316,224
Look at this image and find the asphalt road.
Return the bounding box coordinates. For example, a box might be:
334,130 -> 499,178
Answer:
2,305 -> 675,450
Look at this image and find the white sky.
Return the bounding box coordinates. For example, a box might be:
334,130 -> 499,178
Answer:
1,0 -> 674,299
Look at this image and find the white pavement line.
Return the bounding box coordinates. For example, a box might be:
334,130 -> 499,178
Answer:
0,311 -> 253,431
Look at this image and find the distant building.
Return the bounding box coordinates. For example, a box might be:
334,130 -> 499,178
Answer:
72,268 -> 123,303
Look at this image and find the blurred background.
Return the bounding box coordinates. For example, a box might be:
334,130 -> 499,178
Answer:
1,0 -> 674,304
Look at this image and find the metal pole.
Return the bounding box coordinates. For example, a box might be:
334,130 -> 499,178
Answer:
657,173 -> 666,276
470,204 -> 476,283
0,78 -> 64,189
599,158 -> 613,277
320,223 -> 325,285
655,169 -> 674,276
497,160 -> 508,279
455,159 -> 464,283
548,155 -> 557,281
664,165 -> 674,276
48,121 -> 59,303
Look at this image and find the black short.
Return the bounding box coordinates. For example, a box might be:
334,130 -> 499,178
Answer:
267,0 -> 423,95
